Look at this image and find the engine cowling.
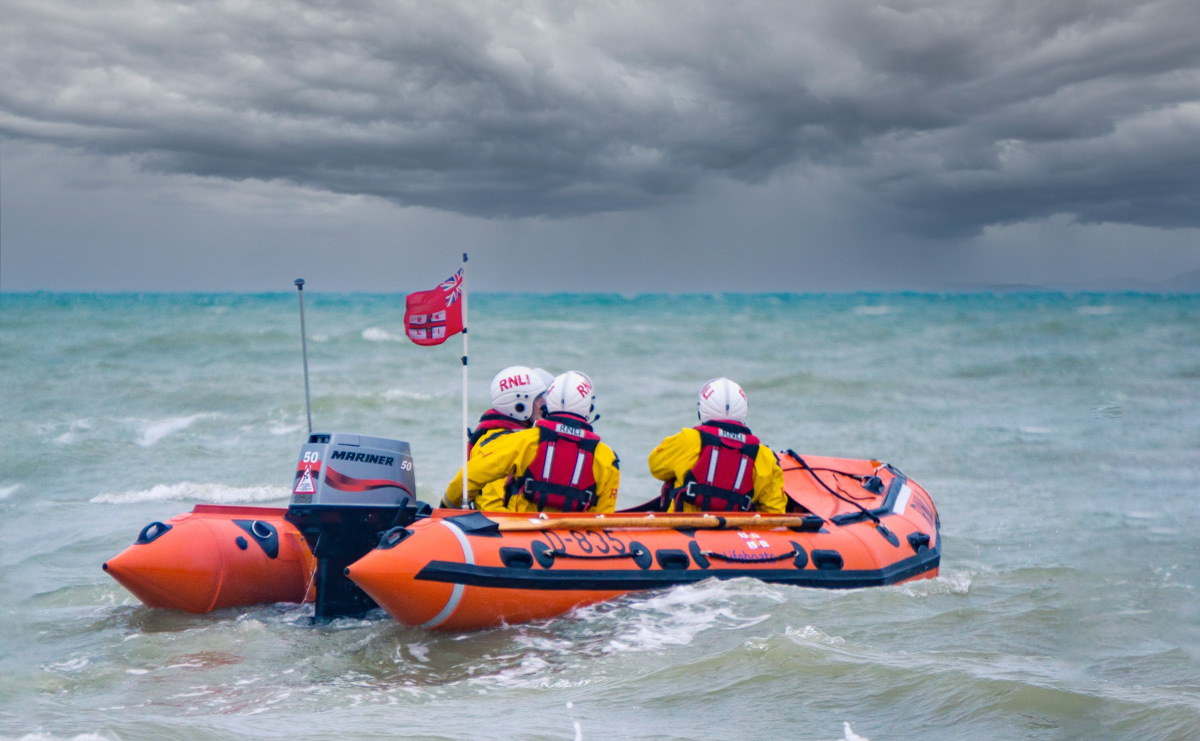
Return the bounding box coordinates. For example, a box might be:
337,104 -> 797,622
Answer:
284,432 -> 426,619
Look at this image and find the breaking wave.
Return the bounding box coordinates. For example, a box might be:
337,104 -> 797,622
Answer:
578,579 -> 780,655
0,484 -> 18,501
784,624 -> 848,647
138,415 -> 205,447
840,722 -> 871,741
382,388 -> 436,401
14,734 -> 119,741
53,418 -> 93,445
362,327 -> 405,342
898,569 -> 973,597
91,482 -> 289,505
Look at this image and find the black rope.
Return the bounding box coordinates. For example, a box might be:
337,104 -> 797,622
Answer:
777,461 -> 879,501
786,450 -> 882,525
798,465 -> 870,479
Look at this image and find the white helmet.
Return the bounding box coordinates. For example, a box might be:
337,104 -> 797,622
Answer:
532,368 -> 555,391
697,377 -> 747,424
545,371 -> 596,420
489,366 -> 550,422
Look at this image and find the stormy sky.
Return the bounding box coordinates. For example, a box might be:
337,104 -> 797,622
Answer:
2,0 -> 1198,292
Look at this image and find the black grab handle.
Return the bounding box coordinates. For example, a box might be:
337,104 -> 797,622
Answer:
135,521 -> 173,545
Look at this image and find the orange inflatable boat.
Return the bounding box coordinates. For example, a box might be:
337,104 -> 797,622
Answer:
104,434 -> 940,629
345,451 -> 939,630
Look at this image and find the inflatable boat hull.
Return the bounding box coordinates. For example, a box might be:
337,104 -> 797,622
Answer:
347,455 -> 940,631
103,455 -> 939,629
103,505 -> 316,613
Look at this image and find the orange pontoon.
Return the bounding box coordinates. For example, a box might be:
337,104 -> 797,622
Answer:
346,452 -> 940,630
103,505 -> 315,613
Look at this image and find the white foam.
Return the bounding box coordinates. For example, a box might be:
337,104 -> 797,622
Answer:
0,484 -> 18,501
853,305 -> 893,316
138,414 -> 204,446
91,482 -> 289,505
362,327 -> 405,342
477,655 -> 558,689
1126,511 -> 1159,520
270,423 -> 305,436
406,643 -> 430,663
383,388 -> 435,401
597,581 -> 773,654
534,320 -> 594,331
52,419 -> 93,445
45,657 -> 90,672
899,569 -> 973,597
784,625 -> 847,647
628,580 -> 745,612
15,729 -> 120,733
1078,305 -> 1116,315
842,722 -> 870,741
16,735 -> 120,741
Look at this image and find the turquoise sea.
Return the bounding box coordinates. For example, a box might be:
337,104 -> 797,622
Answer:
1,292 -> 1198,740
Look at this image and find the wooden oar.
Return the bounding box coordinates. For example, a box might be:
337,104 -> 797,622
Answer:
495,514 -> 821,532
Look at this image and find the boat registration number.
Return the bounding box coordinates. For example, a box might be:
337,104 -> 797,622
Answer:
542,529 -> 628,555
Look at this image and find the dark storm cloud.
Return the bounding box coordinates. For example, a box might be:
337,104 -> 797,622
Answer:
2,0 -> 1198,235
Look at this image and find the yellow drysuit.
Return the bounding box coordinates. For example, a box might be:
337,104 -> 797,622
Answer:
442,425 -> 525,508
647,427 -> 786,513
466,421 -> 619,514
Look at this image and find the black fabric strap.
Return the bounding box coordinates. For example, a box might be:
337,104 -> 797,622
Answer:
675,482 -> 753,512
521,480 -> 597,513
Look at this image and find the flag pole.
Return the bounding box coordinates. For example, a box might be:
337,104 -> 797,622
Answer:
461,252 -> 469,509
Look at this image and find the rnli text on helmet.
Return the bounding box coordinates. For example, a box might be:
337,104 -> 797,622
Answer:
702,383 -> 745,401
498,373 -> 532,391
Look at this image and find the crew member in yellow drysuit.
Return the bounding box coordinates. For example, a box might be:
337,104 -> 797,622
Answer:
467,371 -> 619,514
442,366 -> 554,508
648,378 -> 786,514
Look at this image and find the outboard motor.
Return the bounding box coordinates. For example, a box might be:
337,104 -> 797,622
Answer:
284,432 -> 428,619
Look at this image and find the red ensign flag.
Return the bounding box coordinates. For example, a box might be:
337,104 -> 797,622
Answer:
404,269 -> 464,346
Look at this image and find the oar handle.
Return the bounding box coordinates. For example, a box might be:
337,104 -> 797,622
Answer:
496,514 -> 818,531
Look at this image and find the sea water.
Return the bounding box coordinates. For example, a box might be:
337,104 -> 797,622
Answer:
1,292 -> 1197,740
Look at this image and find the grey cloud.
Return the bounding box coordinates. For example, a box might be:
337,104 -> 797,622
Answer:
2,0 -> 1198,235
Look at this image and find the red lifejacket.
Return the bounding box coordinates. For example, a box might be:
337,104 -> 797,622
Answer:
467,409 -> 527,459
673,421 -> 761,512
505,415 -> 600,512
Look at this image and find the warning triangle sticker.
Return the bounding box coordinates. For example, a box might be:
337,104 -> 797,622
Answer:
294,468 -> 316,494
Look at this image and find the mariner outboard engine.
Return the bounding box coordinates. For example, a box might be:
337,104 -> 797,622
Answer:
284,432 -> 428,619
